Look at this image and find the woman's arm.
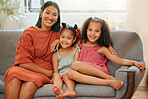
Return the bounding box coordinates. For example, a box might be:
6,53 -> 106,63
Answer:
19,63 -> 53,78
98,47 -> 145,72
50,39 -> 60,52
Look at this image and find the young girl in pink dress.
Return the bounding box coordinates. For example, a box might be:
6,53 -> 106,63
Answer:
56,17 -> 146,98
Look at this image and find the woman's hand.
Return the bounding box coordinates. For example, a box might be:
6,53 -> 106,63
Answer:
19,63 -> 54,78
46,70 -> 54,78
108,45 -> 117,56
134,61 -> 146,72
50,39 -> 60,52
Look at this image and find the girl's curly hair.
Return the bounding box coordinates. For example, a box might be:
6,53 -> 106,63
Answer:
60,22 -> 78,38
81,17 -> 112,48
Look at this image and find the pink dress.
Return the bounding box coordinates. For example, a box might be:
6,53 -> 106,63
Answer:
79,44 -> 109,75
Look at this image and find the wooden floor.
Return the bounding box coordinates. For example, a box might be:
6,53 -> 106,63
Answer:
131,87 -> 148,99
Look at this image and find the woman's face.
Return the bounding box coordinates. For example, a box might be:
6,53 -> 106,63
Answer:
41,5 -> 58,30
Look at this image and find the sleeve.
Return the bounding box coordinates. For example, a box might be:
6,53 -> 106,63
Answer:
14,30 -> 35,66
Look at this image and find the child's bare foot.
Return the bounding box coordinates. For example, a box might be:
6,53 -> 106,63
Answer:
107,80 -> 124,90
57,89 -> 76,99
52,85 -> 64,95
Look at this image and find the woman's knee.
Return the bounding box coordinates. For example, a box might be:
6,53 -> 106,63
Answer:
21,82 -> 38,94
19,82 -> 38,98
6,77 -> 22,87
6,67 -> 20,77
23,82 -> 38,91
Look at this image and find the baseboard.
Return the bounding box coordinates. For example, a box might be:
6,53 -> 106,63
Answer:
137,86 -> 148,92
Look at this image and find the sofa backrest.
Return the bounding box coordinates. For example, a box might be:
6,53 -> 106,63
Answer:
109,30 -> 144,76
0,30 -> 144,76
0,30 -> 23,75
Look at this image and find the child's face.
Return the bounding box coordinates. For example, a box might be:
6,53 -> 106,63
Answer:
87,21 -> 102,44
60,29 -> 76,48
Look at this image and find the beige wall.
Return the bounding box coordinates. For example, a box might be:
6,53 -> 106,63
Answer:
126,0 -> 148,87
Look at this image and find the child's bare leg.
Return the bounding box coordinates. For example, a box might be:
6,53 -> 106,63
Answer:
71,61 -> 115,80
67,70 -> 123,90
52,73 -> 63,95
57,74 -> 76,99
5,78 -> 22,99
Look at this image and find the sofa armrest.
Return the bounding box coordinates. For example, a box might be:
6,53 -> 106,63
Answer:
115,61 -> 145,99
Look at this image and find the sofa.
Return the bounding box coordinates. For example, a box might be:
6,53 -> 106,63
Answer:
0,30 -> 145,99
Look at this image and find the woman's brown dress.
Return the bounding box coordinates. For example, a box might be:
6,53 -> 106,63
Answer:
5,26 -> 60,87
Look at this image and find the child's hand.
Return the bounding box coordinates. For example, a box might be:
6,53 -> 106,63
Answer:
50,39 -> 60,52
134,62 -> 146,72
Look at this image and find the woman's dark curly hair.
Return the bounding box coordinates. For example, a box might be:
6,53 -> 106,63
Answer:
35,1 -> 60,32
81,17 -> 112,48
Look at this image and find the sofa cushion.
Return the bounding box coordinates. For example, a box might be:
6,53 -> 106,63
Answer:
0,75 -> 5,94
34,84 -> 115,98
0,76 -> 115,98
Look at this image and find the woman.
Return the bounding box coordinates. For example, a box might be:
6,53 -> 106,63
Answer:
4,1 -> 61,99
